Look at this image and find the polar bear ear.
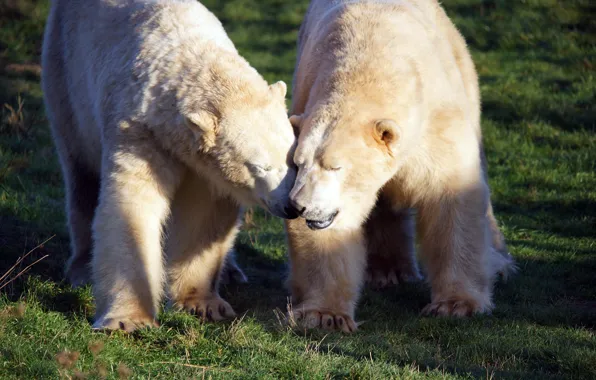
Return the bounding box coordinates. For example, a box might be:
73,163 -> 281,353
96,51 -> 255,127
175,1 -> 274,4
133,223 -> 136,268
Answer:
185,111 -> 216,133
373,119 -> 400,156
289,114 -> 303,128
269,81 -> 287,98
289,114 -> 303,136
184,110 -> 218,146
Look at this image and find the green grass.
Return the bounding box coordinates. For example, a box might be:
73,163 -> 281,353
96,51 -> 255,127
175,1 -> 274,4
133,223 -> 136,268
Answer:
1,0 -> 595,378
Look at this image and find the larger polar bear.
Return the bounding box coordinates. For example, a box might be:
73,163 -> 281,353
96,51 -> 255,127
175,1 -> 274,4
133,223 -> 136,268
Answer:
42,0 -> 298,331
285,0 -> 515,332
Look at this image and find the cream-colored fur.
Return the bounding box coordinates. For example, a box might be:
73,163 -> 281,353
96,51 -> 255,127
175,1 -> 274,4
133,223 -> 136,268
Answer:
286,0 -> 515,332
42,0 -> 297,331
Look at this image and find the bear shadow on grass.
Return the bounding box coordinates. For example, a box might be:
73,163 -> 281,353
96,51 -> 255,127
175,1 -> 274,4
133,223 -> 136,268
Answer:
0,214 -> 96,321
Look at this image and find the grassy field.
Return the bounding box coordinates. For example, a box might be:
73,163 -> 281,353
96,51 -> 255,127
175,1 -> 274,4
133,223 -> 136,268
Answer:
1,0 -> 595,378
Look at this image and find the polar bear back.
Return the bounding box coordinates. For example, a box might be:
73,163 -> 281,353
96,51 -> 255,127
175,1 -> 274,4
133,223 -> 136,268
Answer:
42,0 -> 237,172
294,0 -> 479,135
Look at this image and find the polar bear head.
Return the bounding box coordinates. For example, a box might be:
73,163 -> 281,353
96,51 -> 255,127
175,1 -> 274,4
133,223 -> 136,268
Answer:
287,71 -> 423,230
182,81 -> 299,219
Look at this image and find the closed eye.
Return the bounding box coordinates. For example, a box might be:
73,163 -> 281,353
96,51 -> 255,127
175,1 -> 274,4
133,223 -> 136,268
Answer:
247,163 -> 272,174
325,166 -> 342,172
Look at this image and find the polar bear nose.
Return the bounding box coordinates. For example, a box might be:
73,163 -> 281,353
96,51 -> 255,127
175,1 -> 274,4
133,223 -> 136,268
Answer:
283,205 -> 301,219
289,199 -> 306,217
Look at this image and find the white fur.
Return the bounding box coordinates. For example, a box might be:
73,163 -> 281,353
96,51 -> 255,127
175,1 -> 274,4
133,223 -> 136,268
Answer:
42,0 -> 296,330
285,0 -> 515,332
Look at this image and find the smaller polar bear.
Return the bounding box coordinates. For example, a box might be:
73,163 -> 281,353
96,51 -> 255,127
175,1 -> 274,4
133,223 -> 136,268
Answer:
285,0 -> 515,332
42,0 -> 298,331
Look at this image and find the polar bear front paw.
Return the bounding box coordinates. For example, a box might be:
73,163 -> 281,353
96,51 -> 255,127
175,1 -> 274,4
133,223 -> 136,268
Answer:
421,298 -> 492,317
179,296 -> 236,321
92,314 -> 159,332
289,308 -> 358,333
65,258 -> 91,288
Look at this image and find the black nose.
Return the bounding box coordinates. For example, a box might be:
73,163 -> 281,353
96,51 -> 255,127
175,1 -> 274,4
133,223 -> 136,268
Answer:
283,205 -> 300,219
290,199 -> 306,216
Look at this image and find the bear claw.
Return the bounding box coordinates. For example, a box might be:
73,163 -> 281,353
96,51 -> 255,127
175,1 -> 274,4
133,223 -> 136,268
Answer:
93,315 -> 159,332
179,296 -> 235,322
290,308 -> 357,333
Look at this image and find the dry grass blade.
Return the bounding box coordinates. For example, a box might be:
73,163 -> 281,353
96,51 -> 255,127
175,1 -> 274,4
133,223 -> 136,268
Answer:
2,95 -> 27,135
0,254 -> 50,292
243,207 -> 255,228
117,363 -> 132,379
140,362 -> 234,373
0,235 -> 54,290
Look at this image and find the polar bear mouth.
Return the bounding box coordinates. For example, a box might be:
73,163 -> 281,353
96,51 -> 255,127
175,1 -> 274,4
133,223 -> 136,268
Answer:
306,211 -> 338,230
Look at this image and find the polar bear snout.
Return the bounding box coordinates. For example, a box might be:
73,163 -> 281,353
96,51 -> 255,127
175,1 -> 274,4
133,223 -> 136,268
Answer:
258,164 -> 299,220
288,162 -> 343,229
289,190 -> 340,230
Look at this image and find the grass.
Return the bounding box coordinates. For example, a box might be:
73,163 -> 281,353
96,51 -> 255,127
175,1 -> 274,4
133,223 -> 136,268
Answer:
0,0 -> 595,378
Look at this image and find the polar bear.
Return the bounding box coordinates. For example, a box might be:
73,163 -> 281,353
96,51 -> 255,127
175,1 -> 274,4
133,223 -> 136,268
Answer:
42,0 -> 298,331
285,0 -> 515,332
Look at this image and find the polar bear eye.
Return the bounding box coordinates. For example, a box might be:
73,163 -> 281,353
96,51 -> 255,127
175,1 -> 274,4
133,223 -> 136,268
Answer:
247,163 -> 272,175
324,166 -> 342,172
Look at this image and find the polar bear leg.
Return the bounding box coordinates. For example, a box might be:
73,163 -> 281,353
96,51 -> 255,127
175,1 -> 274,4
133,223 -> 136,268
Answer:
42,53 -> 99,287
284,218 -> 366,333
48,112 -> 100,288
91,140 -> 184,331
63,159 -> 100,288
219,249 -> 248,285
480,147 -> 516,279
417,182 -> 495,317
166,173 -> 240,321
364,198 -> 421,289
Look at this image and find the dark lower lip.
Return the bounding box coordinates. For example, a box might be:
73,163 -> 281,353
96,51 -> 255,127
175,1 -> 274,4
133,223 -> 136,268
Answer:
305,212 -> 338,230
